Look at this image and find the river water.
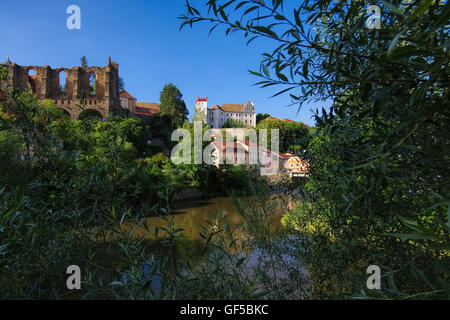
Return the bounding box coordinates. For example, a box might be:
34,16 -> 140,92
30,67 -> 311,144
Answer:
122,196 -> 289,259
119,195 -> 299,293
147,196 -> 284,235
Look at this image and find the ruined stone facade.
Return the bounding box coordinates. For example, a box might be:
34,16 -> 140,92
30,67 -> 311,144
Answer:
0,57 -> 122,119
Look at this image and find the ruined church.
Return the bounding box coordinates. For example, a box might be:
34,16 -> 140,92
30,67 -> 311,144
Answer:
0,57 -> 122,119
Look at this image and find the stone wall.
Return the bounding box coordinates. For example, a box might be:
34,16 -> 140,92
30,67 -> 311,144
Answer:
2,57 -> 122,119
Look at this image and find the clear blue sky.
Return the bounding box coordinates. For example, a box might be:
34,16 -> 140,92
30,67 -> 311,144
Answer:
0,0 -> 331,126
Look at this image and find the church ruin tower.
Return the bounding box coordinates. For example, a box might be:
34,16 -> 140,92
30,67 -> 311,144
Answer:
1,57 -> 122,120
195,97 -> 208,122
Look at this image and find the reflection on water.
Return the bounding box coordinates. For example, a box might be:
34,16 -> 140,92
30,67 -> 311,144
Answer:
121,196 -> 291,260
125,197 -> 243,244
132,197 -> 286,241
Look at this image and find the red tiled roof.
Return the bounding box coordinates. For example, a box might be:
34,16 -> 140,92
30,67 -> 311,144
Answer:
208,103 -> 248,112
196,97 -> 207,104
220,103 -> 246,113
241,140 -> 289,159
119,89 -> 136,100
135,102 -> 160,115
136,102 -> 160,111
135,108 -> 156,115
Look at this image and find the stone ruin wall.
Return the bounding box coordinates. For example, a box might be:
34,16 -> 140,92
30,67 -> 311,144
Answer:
1,58 -> 122,119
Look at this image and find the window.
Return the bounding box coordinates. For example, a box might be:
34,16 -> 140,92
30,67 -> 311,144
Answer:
89,73 -> 96,96
27,68 -> 37,93
58,70 -> 67,93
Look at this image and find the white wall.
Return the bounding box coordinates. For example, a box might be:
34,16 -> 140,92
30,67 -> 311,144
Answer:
205,101 -> 256,128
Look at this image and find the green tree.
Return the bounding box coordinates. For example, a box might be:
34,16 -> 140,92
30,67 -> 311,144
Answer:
80,56 -> 88,68
0,128 -> 25,186
256,113 -> 271,124
256,118 -> 310,153
180,0 -> 450,299
222,118 -> 248,128
159,83 -> 189,127
148,113 -> 176,147
0,88 -> 260,299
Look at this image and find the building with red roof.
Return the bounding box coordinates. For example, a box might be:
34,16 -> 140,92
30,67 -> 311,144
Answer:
119,89 -> 137,113
208,134 -> 290,175
119,89 -> 160,117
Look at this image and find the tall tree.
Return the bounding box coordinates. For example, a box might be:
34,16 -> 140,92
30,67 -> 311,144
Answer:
80,56 -> 88,68
256,118 -> 309,153
159,83 -> 189,127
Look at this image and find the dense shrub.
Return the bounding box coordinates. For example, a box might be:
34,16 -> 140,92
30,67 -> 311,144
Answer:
0,90 -> 261,299
180,0 -> 450,299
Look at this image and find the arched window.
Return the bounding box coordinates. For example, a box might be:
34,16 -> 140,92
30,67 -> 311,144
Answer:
27,68 -> 36,93
78,109 -> 102,121
89,73 -> 96,96
59,70 -> 67,93
27,68 -> 36,77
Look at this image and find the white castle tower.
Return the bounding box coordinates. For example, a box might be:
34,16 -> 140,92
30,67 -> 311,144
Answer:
194,97 -> 208,123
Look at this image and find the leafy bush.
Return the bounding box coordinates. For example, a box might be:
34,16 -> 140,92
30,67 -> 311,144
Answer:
180,0 -> 450,299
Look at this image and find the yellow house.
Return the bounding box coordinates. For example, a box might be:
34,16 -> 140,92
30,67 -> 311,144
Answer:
284,156 -> 310,173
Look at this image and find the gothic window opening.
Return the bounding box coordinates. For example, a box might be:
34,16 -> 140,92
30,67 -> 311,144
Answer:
58,70 -> 67,93
89,73 -> 96,96
27,68 -> 36,94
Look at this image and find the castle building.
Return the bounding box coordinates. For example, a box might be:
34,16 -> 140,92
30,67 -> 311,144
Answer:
0,57 -> 122,119
195,97 -> 256,128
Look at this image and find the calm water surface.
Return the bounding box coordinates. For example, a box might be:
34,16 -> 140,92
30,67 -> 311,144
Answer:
119,196 -> 292,289
137,197 -> 286,240
119,196 -> 291,260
